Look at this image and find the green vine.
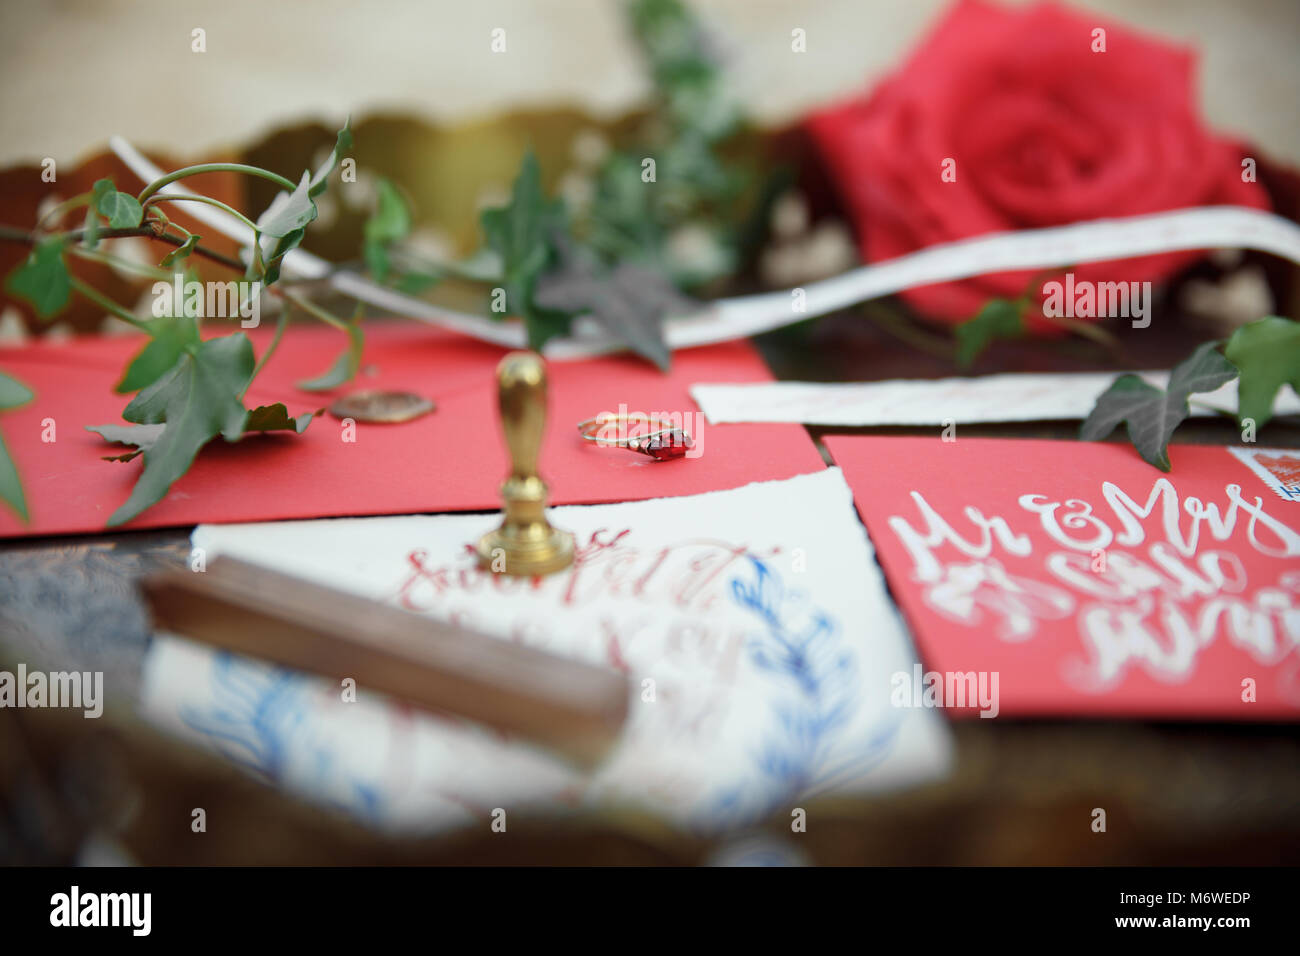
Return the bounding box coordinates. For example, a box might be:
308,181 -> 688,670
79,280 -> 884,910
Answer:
0,0 -> 759,525
0,121 -> 356,525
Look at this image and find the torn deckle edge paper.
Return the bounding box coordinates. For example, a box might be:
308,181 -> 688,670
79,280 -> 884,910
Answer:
692,373 -> 1300,427
140,469 -> 952,835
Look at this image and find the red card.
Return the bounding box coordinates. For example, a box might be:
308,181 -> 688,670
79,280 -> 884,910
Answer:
0,321 -> 823,537
826,436 -> 1300,720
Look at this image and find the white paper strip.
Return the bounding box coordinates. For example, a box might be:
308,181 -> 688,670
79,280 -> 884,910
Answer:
691,373 -> 1300,426
112,136 -> 1300,360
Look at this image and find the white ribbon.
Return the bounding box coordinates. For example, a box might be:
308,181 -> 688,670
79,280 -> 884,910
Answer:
111,135 -> 1300,361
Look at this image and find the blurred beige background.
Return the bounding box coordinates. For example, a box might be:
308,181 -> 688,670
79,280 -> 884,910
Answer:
0,0 -> 1297,166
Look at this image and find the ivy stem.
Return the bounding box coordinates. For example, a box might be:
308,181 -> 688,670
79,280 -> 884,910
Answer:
860,302 -> 955,361
156,216 -> 192,240
280,290 -> 347,331
137,164 -> 296,204
0,224 -> 246,273
36,193 -> 92,231
243,309 -> 289,400
142,194 -> 260,233
1037,311 -> 1123,354
67,244 -> 173,283
68,276 -> 150,332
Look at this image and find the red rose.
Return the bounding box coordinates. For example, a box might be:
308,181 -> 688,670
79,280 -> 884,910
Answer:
806,0 -> 1269,326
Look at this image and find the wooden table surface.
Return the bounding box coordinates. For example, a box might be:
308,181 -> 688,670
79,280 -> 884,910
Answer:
3,306 -> 1299,866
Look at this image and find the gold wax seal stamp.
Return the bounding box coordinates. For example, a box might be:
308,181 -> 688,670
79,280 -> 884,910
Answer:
476,352 -> 574,577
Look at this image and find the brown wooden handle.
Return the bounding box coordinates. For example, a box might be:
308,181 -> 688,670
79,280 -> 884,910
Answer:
141,556 -> 628,769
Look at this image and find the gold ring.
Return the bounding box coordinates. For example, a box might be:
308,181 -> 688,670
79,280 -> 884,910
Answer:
576,413 -> 694,460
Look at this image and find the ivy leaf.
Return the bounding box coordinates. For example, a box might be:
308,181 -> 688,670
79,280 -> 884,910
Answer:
628,0 -> 737,142
161,234 -> 200,268
256,170 -> 318,286
1081,341 -> 1238,471
93,178 -> 144,228
393,271 -> 441,295
297,323 -> 364,391
586,153 -> 661,259
362,178 -> 412,282
308,119 -> 354,199
520,306 -> 577,350
93,334 -> 255,526
480,152 -> 555,274
244,403 -> 320,433
91,178 -> 115,208
91,334 -> 321,524
1223,315 -> 1300,430
0,371 -> 33,521
251,121 -> 350,286
82,202 -> 102,250
450,247 -> 503,283
0,372 -> 33,409
0,431 -> 27,520
122,335 -> 251,430
480,151 -> 569,347
534,237 -> 687,370
954,299 -> 1024,369
5,238 -> 70,318
90,405 -> 317,471
257,170 -> 317,240
115,312 -> 201,394
85,423 -> 164,463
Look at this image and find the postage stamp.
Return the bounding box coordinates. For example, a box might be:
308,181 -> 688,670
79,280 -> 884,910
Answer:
1229,446 -> 1300,503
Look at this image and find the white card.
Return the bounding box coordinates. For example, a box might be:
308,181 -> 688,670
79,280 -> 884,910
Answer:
692,373 -> 1300,426
140,469 -> 951,834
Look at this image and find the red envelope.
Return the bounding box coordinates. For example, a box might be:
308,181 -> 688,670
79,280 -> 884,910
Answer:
826,436 -> 1300,720
0,321 -> 823,537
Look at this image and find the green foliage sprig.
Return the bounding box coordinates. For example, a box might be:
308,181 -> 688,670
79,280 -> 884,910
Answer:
1082,315 -> 1300,470
1,122 -> 355,525
357,0 -> 754,363
0,0 -> 759,526
0,370 -> 33,519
